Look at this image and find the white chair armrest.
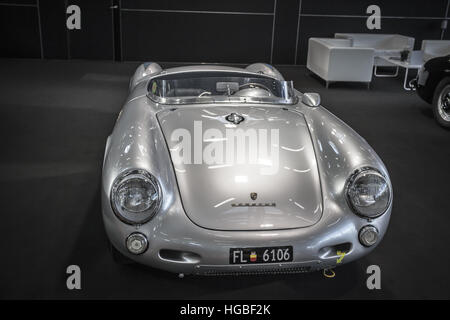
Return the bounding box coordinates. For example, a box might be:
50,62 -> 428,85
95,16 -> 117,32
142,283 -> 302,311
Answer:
307,38 -> 333,79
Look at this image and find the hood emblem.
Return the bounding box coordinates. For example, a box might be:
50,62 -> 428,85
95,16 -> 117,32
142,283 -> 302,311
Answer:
250,192 -> 258,200
225,113 -> 245,125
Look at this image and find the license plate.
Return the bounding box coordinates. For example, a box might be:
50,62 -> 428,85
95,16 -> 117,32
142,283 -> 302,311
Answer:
229,246 -> 293,264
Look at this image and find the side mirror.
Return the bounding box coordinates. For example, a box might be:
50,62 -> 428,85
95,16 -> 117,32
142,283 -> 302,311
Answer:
301,93 -> 321,107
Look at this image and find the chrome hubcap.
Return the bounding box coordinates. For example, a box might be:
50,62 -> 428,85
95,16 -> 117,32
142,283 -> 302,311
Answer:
438,86 -> 450,121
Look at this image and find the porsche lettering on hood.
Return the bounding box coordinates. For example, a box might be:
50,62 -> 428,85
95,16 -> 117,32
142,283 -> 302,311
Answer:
157,105 -> 323,231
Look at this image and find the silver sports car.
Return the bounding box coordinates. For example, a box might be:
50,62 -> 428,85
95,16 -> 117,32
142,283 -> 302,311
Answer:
102,62 -> 392,276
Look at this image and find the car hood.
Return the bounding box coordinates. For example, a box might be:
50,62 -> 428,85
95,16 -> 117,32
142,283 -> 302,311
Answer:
157,105 -> 323,231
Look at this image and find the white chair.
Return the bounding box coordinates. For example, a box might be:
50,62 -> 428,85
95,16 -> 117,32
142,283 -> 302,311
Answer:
307,38 -> 374,88
421,40 -> 450,62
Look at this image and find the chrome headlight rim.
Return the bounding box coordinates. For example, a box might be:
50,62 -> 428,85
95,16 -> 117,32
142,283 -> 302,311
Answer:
345,167 -> 391,219
110,169 -> 162,225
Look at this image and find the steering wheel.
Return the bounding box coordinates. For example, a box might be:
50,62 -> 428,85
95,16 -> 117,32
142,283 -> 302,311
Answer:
237,83 -> 272,93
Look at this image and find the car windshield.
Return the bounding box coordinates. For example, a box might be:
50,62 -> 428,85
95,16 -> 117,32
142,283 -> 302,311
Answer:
147,71 -> 297,105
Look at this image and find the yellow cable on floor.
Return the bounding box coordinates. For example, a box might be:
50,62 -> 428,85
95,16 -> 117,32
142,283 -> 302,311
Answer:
323,268 -> 336,278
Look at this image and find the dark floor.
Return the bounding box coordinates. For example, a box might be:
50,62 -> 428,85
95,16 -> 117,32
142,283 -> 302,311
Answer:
0,59 -> 449,299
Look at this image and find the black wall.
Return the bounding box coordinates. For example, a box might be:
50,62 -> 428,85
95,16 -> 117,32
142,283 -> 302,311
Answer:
1,0 -> 449,65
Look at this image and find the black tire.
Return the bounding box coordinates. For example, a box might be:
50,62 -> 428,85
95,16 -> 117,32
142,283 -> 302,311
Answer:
109,242 -> 134,265
432,77 -> 450,128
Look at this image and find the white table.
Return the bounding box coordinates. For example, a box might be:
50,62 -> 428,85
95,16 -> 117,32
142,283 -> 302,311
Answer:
379,50 -> 423,90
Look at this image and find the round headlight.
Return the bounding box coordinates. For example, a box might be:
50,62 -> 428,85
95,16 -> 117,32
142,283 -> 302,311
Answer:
111,169 -> 162,224
346,168 -> 391,218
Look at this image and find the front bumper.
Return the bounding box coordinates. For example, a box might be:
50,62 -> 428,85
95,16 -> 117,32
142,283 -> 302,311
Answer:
102,189 -> 392,275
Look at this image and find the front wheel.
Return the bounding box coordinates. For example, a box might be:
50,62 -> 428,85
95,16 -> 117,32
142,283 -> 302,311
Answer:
432,78 -> 450,128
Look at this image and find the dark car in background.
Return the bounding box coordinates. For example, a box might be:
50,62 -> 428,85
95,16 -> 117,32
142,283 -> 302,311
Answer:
415,55 -> 450,128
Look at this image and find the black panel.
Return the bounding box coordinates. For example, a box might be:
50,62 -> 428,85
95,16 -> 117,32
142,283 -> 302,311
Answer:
444,7 -> 450,40
0,0 -> 36,4
380,19 -> 443,45
296,16 -> 443,65
68,0 -> 113,59
39,0 -> 68,59
1,0 -> 448,64
272,0 -> 299,64
121,0 -> 275,13
112,0 -> 121,60
444,30 -> 450,40
121,11 -> 273,63
301,0 -> 448,17
0,5 -> 41,58
444,24 -> 450,40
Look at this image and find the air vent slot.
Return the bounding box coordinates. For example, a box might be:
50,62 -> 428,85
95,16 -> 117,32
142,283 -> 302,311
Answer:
159,249 -> 201,264
318,242 -> 352,259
